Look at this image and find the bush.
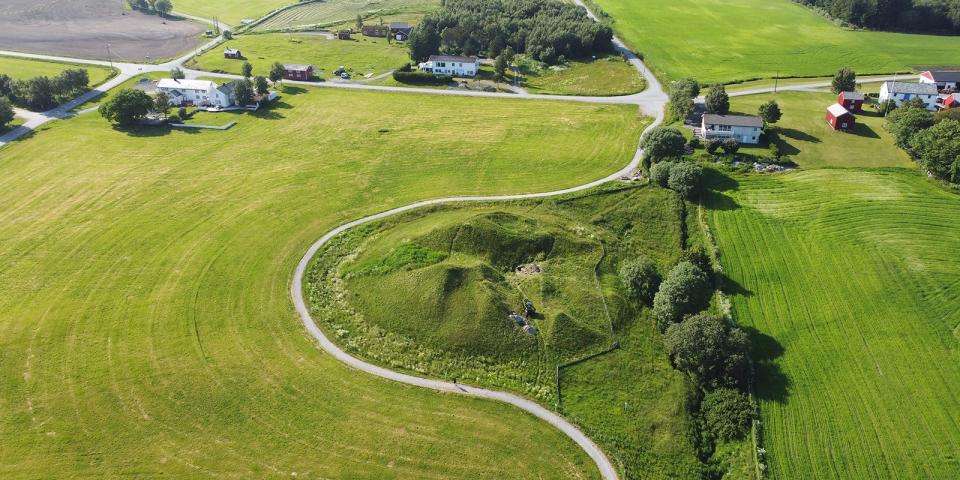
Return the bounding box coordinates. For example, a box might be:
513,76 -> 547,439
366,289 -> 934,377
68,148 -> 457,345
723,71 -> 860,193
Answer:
706,138 -> 723,154
619,257 -> 661,305
688,137 -> 702,149
166,113 -> 182,123
700,388 -> 755,442
680,247 -> 711,274
663,313 -> 749,388
886,105 -> 933,149
641,126 -> 686,161
667,161 -> 704,199
652,261 -> 711,332
649,161 -> 673,187
908,119 -> 960,183
392,70 -> 453,84
178,106 -> 188,119
720,138 -> 740,154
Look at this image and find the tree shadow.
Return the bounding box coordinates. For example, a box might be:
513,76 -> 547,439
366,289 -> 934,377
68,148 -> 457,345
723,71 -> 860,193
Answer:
852,122 -> 880,139
281,86 -> 308,95
765,129 -> 800,156
778,127 -> 821,143
744,326 -> 791,404
719,273 -> 752,298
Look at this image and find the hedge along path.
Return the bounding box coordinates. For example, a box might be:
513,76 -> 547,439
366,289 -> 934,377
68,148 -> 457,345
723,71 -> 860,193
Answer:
290,8 -> 667,478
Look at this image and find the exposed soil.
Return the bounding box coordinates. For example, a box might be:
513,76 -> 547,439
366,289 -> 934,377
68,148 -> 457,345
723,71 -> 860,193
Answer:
0,0 -> 205,61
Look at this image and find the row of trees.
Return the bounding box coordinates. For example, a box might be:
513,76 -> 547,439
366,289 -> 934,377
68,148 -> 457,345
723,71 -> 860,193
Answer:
885,100 -> 960,183
408,0 -> 613,64
127,0 -> 174,18
794,0 -> 960,33
0,69 -> 90,111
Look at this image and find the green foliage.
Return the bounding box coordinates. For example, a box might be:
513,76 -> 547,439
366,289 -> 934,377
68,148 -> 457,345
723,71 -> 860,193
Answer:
241,61 -> 253,78
700,388 -> 754,442
706,138 -> 723,154
152,92 -> 170,116
20,76 -> 55,111
667,161 -> 704,199
155,0 -> 173,16
233,79 -> 255,105
254,76 -> 270,96
704,84 -> 730,115
408,22 -> 441,61
641,126 -> 686,161
934,107 -> 960,123
169,67 -> 186,79
99,88 -> 154,127
758,99 -> 782,124
663,313 -> 749,388
269,62 -> 285,83
720,138 -> 740,155
831,67 -> 856,94
652,261 -> 711,331
619,257 -> 661,304
650,161 -> 673,187
494,54 -> 509,80
353,242 -> 448,276
0,97 -> 14,129
53,69 -> 89,97
669,77 -> 700,121
908,119 -> 960,183
393,70 -> 452,84
223,30 -> 233,40
885,105 -> 933,148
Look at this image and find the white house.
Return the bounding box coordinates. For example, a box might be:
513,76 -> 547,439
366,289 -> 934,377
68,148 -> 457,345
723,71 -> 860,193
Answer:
418,55 -> 479,77
156,78 -> 235,108
878,81 -> 938,110
700,114 -> 763,145
919,70 -> 960,91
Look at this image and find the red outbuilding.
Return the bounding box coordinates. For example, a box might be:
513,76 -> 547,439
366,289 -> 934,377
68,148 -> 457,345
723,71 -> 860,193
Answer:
826,103 -> 855,131
283,64 -> 314,81
838,91 -> 865,112
941,94 -> 959,110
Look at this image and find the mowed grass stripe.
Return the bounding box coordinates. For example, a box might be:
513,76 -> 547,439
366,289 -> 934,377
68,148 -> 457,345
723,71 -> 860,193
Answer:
709,170 -> 960,479
0,87 -> 643,477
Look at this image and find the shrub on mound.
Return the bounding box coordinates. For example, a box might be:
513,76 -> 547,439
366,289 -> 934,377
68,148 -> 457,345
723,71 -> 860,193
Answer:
652,261 -> 711,332
700,387 -> 755,442
618,257 -> 661,305
663,313 -> 749,388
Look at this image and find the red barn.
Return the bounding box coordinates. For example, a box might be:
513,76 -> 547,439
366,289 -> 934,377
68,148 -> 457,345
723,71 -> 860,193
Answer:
283,64 -> 314,81
941,94 -> 959,110
826,103 -> 855,131
838,91 -> 864,112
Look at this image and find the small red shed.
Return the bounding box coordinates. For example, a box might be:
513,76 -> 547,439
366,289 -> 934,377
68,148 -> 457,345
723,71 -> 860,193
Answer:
941,94 -> 959,109
283,64 -> 314,81
838,91 -> 864,112
826,103 -> 855,131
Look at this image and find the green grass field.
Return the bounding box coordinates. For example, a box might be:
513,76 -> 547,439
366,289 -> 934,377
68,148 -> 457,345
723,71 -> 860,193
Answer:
174,0 -> 291,26
520,55 -> 645,96
0,55 -> 115,85
0,86 -> 645,477
707,169 -> 960,479
188,33 -> 409,80
729,91 -> 914,169
590,0 -> 960,83
252,0 -> 439,31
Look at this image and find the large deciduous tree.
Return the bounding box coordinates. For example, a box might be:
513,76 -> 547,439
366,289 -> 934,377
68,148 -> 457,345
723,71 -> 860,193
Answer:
100,88 -> 154,127
832,67 -> 856,94
704,84 -> 729,115
908,119 -> 960,183
663,313 -> 749,388
641,126 -> 686,161
652,261 -> 711,332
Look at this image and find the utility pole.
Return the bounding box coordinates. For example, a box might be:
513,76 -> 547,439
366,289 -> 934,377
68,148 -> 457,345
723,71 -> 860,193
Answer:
774,71 -> 779,93
106,43 -> 114,69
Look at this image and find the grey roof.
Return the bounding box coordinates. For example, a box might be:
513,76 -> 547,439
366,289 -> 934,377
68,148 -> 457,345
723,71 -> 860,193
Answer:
390,22 -> 411,29
428,55 -> 478,64
925,71 -> 960,82
702,113 -> 763,128
283,64 -> 312,71
884,81 -> 937,95
217,81 -> 236,96
840,91 -> 865,100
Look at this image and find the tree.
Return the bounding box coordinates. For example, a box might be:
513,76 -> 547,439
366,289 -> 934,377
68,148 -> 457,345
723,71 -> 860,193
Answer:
241,61 -> 253,79
254,76 -> 270,97
706,138 -> 723,154
878,98 -> 897,115
100,88 -> 154,127
669,78 -> 700,121
408,23 -> 441,62
0,97 -> 15,130
720,138 -> 740,154
356,13 -> 364,30
54,68 -> 89,96
155,0 -> 173,18
269,62 -> 286,84
169,67 -> 185,79
670,96 -> 695,123
908,119 -> 960,183
619,257 -> 661,305
21,76 -> 56,111
667,161 -> 704,199
663,313 -> 749,388
758,100 -> 782,124
885,105 -> 933,148
671,77 -> 700,99
641,126 -> 686,161
700,388 -> 755,442
153,92 -> 170,118
649,161 -> 673,187
704,84 -> 730,115
233,79 -> 255,106
494,54 -> 509,82
652,261 -> 711,332
832,67 -> 856,94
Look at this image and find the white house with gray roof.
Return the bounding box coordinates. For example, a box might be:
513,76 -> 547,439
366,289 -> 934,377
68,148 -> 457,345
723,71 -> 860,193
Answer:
700,114 -> 764,144
879,81 -> 938,110
419,55 -> 479,77
156,79 -> 236,108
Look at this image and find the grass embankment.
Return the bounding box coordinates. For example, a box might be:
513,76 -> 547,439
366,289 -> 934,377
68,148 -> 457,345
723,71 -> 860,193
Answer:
252,0 -> 439,32
0,86 -> 644,477
520,55 -> 644,96
307,184 -> 755,478
0,55 -> 115,86
707,169 -> 960,479
173,0 -> 291,26
188,33 -> 409,80
590,0 -> 960,83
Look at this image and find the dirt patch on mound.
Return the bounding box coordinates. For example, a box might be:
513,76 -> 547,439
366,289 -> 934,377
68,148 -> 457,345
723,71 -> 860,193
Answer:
0,0 -> 205,61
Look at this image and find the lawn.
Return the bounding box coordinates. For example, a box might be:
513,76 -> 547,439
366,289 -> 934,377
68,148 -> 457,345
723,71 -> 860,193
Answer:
174,0 -> 291,26
520,55 -> 645,96
707,169 -> 960,479
307,184 -> 734,478
728,91 -> 914,169
188,33 -> 409,80
252,0 -> 439,32
0,86 -> 644,477
0,55 -> 115,85
590,0 -> 960,83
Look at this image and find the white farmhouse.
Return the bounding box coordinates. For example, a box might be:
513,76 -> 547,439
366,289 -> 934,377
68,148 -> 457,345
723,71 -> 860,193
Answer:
156,79 -> 235,108
700,114 -> 763,145
418,55 -> 479,77
878,81 -> 938,110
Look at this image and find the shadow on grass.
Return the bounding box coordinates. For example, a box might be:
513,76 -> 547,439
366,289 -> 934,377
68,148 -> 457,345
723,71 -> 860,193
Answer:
719,273 -> 752,298
743,327 -> 790,404
778,127 -> 821,143
852,122 -> 881,139
281,86 -> 308,95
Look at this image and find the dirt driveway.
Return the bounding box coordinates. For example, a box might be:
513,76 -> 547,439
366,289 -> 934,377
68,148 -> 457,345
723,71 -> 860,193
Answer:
0,0 -> 205,62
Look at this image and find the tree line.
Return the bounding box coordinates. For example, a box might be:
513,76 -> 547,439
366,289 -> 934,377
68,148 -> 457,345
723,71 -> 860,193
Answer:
0,69 -> 90,112
885,99 -> 960,183
794,0 -> 960,32
408,0 -> 613,64
127,0 -> 174,18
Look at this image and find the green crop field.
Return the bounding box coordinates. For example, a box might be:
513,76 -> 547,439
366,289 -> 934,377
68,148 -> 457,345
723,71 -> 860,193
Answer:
589,0 -> 960,83
189,33 -> 409,80
729,91 -> 914,169
252,0 -> 439,32
0,85 -> 645,477
174,0 -> 292,26
0,55 -> 115,86
707,169 -> 960,479
520,55 -> 644,96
